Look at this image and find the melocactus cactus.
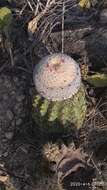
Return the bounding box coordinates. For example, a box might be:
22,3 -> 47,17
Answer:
33,53 -> 86,133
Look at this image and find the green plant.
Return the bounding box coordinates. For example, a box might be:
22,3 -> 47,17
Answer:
33,54 -> 87,134
0,7 -> 12,35
86,73 -> 107,87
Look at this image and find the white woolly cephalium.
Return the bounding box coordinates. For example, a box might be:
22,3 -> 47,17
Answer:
33,53 -> 81,101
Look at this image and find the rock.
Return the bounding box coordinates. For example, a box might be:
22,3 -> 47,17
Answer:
6,110 -> 13,121
2,139 -> 7,143
5,132 -> 14,140
11,120 -> 15,127
16,118 -> 22,126
3,152 -> 8,157
13,77 -> 18,83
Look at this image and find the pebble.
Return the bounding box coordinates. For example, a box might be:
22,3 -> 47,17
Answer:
11,90 -> 16,95
5,132 -> 14,140
2,139 -> 7,143
11,120 -> 15,127
13,77 -> 19,83
3,152 -> 8,157
88,88 -> 95,97
16,118 -> 22,126
6,110 -> 13,121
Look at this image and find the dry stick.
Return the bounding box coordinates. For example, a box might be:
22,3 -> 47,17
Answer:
86,98 -> 102,119
37,1 -> 77,30
38,10 -> 61,32
26,0 -> 34,11
91,158 -> 102,176
28,0 -> 57,35
35,1 -> 39,16
31,0 -> 37,8
62,1 -> 65,54
41,21 -> 60,42
35,0 -> 76,34
8,45 -> 14,67
19,3 -> 27,16
40,1 -> 77,40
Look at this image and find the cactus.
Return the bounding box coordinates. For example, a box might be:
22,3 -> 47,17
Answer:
43,142 -> 61,165
0,7 -> 12,34
33,54 -> 87,134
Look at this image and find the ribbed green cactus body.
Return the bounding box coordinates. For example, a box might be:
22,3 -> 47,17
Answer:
32,85 -> 86,134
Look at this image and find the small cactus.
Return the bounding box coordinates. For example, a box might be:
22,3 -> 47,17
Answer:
0,7 -> 12,34
33,54 -> 87,133
43,142 -> 61,164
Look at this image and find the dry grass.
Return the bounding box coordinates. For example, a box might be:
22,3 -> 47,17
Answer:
27,0 -> 77,40
84,95 -> 107,129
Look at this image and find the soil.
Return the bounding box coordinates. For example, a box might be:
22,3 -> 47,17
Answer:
0,1 -> 107,190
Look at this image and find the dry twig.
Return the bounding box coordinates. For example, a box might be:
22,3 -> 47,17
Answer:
28,0 -> 77,39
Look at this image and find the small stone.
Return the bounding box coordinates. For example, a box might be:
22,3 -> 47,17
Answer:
17,95 -> 25,102
88,88 -> 94,97
2,139 -> 7,142
3,152 -> 8,157
5,132 -> 14,140
13,77 -> 18,83
6,110 -> 13,120
11,120 -> 15,127
11,90 -> 16,95
16,118 -> 22,126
